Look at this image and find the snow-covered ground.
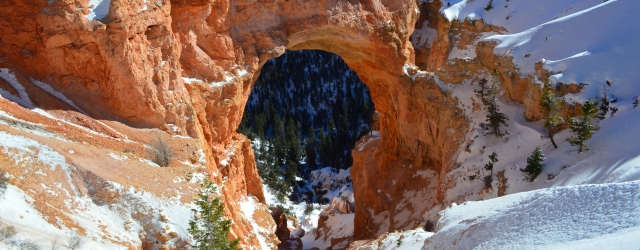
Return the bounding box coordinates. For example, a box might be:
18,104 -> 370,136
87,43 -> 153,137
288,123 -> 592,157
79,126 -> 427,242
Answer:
261,166 -> 356,249
0,76 -> 208,249
431,0 -> 640,205
0,182 -> 194,249
441,0 -> 640,103
355,180 -> 640,250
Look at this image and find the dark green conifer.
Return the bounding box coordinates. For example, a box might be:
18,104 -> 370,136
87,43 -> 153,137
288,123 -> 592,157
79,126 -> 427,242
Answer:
521,146 -> 545,182
480,88 -> 509,137
188,180 -> 240,250
568,100 -> 600,153
539,80 -> 563,149
483,152 -> 499,188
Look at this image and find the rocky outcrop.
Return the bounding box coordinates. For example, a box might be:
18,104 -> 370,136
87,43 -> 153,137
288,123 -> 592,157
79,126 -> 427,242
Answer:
271,210 -> 302,250
0,0 -> 483,247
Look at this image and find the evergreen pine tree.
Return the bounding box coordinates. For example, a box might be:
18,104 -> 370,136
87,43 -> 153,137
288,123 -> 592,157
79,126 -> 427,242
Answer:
521,146 -> 545,182
305,126 -> 317,169
285,118 -> 302,163
598,83 -> 610,120
474,78 -> 490,105
633,96 -> 638,108
484,152 -> 498,175
539,80 -> 563,149
568,100 -> 600,153
484,0 -> 493,11
188,180 -> 240,250
317,131 -> 327,166
480,88 -> 508,137
483,152 -> 499,188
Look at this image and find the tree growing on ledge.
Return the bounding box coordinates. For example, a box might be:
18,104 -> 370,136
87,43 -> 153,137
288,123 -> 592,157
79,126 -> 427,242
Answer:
568,100 -> 600,153
474,78 -> 490,105
188,180 -> 240,250
539,80 -> 563,149
480,87 -> 509,138
484,0 -> 494,11
484,152 -> 499,188
521,146 -> 545,182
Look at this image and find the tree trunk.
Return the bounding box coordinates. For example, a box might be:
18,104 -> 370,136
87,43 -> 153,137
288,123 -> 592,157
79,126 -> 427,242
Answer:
549,127 -> 558,149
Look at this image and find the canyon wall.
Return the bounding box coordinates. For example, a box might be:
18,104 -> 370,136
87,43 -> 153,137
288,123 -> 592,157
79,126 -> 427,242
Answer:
0,0 -> 484,246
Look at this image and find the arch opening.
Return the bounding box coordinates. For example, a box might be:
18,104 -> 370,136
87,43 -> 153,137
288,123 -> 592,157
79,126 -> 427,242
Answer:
239,49 -> 375,247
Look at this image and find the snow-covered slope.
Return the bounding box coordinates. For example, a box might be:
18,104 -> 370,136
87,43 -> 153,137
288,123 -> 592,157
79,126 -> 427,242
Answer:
354,180 -> 640,250
442,0 -> 640,103
0,77 -> 210,249
262,166 -> 356,249
433,0 -> 640,204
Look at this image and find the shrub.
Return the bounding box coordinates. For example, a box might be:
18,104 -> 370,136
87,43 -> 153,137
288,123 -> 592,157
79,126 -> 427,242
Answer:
484,0 -> 494,11
304,204 -> 316,215
484,175 -> 493,189
51,236 -> 61,250
67,233 -> 83,250
0,225 -> 17,242
150,135 -> 172,167
521,146 -> 545,182
18,239 -> 40,250
0,170 -> 8,197
424,220 -> 436,232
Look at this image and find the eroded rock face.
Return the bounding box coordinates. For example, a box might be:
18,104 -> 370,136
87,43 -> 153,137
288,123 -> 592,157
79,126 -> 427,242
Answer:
0,0 -> 476,247
271,210 -> 302,250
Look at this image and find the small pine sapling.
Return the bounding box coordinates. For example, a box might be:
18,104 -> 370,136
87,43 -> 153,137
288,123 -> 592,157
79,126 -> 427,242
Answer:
480,88 -> 509,138
474,78 -> 490,106
188,180 -> 241,250
633,96 -> 638,108
484,0 -> 494,11
484,152 -> 498,188
521,146 -> 545,182
568,100 -> 600,153
598,82 -> 611,120
480,72 -> 508,137
539,80 -> 563,149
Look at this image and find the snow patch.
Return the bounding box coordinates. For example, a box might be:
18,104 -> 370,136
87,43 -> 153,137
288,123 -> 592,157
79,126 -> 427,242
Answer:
30,78 -> 87,115
0,68 -> 33,108
411,20 -> 437,48
85,0 -> 112,21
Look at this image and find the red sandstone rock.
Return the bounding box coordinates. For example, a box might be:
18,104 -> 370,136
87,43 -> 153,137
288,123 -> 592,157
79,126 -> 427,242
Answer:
0,0 -> 563,248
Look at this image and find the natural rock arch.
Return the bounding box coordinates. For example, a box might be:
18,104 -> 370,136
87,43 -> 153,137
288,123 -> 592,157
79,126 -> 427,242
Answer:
174,0 -> 468,240
0,0 -> 468,244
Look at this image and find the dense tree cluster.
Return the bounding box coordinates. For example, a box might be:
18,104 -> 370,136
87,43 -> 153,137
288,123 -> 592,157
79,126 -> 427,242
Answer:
238,50 -> 374,202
